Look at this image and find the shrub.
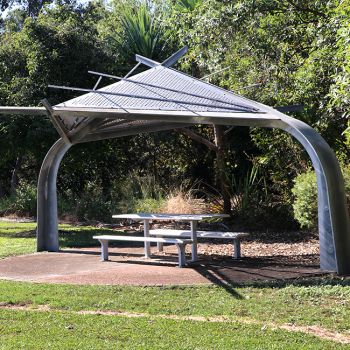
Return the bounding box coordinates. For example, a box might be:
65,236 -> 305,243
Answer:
0,183 -> 37,217
134,197 -> 164,213
113,172 -> 165,214
161,189 -> 209,214
292,165 -> 350,230
15,183 -> 37,216
74,182 -> 112,222
291,171 -> 318,230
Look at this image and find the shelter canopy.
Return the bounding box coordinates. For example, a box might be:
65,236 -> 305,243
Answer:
48,60 -> 280,144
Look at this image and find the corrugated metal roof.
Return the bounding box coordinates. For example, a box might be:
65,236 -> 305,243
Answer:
55,65 -> 266,133
58,66 -> 260,113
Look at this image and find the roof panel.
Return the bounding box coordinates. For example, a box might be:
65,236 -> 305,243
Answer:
55,64 -> 267,134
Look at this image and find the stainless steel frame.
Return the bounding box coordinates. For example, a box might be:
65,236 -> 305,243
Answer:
30,105 -> 350,274
0,46 -> 349,274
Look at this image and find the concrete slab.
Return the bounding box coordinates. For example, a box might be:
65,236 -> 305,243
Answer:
0,246 -> 326,286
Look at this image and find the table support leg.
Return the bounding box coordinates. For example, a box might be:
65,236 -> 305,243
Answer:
100,239 -> 109,261
143,219 -> 151,258
190,220 -> 198,262
233,239 -> 241,259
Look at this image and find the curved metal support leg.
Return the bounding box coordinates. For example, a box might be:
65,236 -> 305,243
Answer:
274,113 -> 350,274
37,139 -> 71,251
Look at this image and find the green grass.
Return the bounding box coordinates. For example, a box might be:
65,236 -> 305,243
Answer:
0,221 -> 37,258
0,221 -> 350,349
1,309 -> 346,350
0,280 -> 349,333
0,221 -> 122,258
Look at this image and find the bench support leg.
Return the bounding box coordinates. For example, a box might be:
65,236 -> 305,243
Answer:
143,219 -> 151,258
176,244 -> 187,268
100,239 -> 109,261
233,239 -> 241,259
190,220 -> 198,262
157,240 -> 164,252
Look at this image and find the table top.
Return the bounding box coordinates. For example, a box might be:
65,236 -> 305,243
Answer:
112,213 -> 229,221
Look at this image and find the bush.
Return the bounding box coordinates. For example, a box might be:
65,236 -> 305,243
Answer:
74,182 -> 112,222
292,165 -> 350,230
15,183 -> 37,216
161,189 -> 209,214
134,197 -> 164,213
113,172 -> 165,214
0,183 -> 37,217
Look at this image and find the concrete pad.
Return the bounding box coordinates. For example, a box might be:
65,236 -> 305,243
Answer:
0,248 -> 210,285
0,247 -> 326,286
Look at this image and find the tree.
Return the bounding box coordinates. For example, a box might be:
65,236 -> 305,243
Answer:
0,2 -> 115,196
119,0 -> 167,59
1,0 -> 76,17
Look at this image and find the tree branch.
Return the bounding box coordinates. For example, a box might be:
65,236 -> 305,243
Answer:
175,128 -> 218,152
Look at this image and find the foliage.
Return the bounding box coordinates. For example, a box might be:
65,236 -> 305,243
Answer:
175,0 -> 203,12
343,122 -> 350,149
114,171 -> 164,214
0,182 -> 36,216
0,0 -> 350,229
1,0 -> 55,17
74,182 -> 112,222
12,181 -> 36,215
291,171 -> 318,230
292,165 -> 350,230
119,0 -> 167,59
134,197 -> 164,213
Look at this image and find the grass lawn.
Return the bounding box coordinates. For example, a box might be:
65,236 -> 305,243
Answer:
0,221 -> 120,258
0,220 -> 350,349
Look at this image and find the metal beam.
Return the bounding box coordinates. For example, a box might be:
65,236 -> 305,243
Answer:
42,99 -> 71,144
79,122 -> 192,143
124,62 -> 141,78
135,54 -> 160,68
161,46 -> 188,67
69,118 -> 105,143
134,46 -> 187,68
51,107 -> 272,127
0,106 -> 47,116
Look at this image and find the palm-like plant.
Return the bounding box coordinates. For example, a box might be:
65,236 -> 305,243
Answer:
175,0 -> 203,12
120,1 -> 165,59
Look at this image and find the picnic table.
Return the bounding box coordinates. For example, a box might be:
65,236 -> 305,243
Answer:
111,213 -> 229,262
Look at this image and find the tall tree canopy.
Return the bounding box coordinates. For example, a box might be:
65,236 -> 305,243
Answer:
0,0 -> 349,225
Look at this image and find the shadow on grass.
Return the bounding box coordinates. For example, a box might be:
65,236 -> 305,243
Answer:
0,230 -> 36,238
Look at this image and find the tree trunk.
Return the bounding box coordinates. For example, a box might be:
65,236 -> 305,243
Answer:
213,125 -> 231,215
10,156 -> 22,196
